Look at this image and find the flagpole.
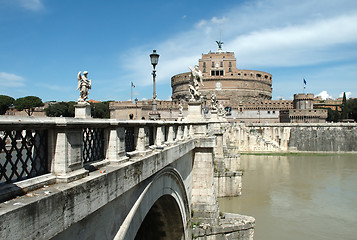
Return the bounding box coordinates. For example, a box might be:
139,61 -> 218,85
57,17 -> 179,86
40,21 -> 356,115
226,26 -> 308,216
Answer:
131,82 -> 133,102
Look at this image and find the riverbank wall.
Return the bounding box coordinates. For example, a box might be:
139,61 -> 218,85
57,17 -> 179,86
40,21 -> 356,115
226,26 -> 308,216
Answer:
226,123 -> 357,152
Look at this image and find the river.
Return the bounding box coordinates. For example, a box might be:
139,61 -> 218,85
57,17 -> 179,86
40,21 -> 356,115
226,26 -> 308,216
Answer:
218,154 -> 357,240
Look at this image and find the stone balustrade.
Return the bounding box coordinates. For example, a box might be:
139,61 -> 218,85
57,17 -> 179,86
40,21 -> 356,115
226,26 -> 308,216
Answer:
0,116 -> 208,202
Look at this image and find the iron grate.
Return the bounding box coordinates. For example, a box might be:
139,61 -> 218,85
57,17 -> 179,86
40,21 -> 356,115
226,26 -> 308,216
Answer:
82,128 -> 105,163
0,129 -> 48,184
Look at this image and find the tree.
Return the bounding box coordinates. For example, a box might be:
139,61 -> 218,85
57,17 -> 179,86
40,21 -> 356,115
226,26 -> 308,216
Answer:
0,95 -> 15,115
91,101 -> 111,118
326,108 -> 340,122
346,98 -> 357,121
341,92 -> 348,119
14,96 -> 43,116
45,101 -> 75,117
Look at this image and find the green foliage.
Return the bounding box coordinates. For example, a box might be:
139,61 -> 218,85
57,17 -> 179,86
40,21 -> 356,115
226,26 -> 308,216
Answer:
91,101 -> 111,118
326,108 -> 341,122
346,98 -> 357,121
14,96 -> 43,116
45,101 -> 75,117
0,95 -> 15,115
341,92 -> 348,119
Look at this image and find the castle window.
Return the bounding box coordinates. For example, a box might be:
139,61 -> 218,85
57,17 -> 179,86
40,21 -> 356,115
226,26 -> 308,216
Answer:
238,73 -> 241,76
212,62 -> 215,67
220,62 -> 223,67
229,67 -> 232,72
211,70 -> 224,76
273,111 -> 275,114
203,62 -> 206,67
268,111 -> 270,114
229,62 -> 232,67
203,67 -> 206,73
256,74 -> 262,78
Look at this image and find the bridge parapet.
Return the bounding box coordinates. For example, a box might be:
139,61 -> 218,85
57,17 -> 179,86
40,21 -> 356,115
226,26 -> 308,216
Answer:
0,116 -> 208,202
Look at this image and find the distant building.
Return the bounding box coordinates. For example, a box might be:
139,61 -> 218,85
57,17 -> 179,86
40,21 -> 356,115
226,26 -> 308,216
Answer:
171,50 -> 272,105
110,44 -> 330,122
280,94 -> 328,123
313,96 -> 342,111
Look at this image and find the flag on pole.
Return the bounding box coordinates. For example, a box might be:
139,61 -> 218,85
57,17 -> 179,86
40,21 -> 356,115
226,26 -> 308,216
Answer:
131,82 -> 135,88
303,78 -> 307,85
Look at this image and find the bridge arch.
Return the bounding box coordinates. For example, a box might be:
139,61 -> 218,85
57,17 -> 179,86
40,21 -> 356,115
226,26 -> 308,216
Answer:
115,167 -> 190,240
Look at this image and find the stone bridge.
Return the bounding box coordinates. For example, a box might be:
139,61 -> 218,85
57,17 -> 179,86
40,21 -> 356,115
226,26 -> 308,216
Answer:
0,117 -> 254,240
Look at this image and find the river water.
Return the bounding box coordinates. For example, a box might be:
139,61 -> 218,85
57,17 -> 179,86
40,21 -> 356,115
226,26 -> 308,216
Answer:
218,154 -> 357,240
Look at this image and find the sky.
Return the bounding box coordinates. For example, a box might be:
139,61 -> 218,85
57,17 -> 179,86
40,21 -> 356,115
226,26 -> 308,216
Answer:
0,0 -> 357,102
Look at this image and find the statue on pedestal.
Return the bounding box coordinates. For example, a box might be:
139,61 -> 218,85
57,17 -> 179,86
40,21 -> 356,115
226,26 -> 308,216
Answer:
188,65 -> 204,102
77,71 -> 92,104
218,102 -> 226,116
211,94 -> 218,111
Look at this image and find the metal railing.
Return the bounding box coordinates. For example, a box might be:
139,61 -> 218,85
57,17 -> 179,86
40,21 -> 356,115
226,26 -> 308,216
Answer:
0,117 -> 208,187
83,127 -> 105,163
0,129 -> 48,184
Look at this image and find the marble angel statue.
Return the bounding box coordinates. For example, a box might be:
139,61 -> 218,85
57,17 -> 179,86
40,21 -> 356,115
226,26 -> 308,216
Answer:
77,71 -> 92,104
188,65 -> 204,101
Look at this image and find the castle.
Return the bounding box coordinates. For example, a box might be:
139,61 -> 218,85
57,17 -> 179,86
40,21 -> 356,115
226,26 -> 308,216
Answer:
110,44 -> 328,123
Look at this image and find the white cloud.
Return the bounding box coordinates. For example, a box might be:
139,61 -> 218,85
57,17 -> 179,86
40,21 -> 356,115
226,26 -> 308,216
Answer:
120,0 -> 357,92
230,13 -> 357,67
317,91 -> 333,100
195,20 -> 207,28
18,0 -> 44,11
0,72 -> 25,87
211,17 -> 227,24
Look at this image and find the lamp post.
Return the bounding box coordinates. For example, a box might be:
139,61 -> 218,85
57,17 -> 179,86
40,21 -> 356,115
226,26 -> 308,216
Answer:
203,95 -> 207,115
149,49 -> 160,120
134,98 -> 138,119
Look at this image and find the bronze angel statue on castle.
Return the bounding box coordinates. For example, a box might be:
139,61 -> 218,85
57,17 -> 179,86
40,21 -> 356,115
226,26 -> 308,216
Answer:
77,71 -> 92,104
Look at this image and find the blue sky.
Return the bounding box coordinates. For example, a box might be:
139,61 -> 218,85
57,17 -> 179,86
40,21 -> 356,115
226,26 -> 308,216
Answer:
1,0 -> 357,102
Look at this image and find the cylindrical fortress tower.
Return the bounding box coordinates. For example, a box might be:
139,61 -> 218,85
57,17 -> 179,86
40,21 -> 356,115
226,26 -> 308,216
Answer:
293,93 -> 314,110
171,50 -> 272,105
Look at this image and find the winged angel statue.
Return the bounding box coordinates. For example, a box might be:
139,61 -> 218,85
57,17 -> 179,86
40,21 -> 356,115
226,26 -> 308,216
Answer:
77,71 -> 91,104
188,65 -> 204,101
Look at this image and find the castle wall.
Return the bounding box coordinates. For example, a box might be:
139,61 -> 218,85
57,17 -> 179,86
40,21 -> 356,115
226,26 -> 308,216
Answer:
235,123 -> 357,152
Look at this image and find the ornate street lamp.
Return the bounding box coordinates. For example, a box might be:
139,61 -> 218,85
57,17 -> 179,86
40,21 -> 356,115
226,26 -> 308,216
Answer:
149,50 -> 160,120
135,98 -> 138,119
203,95 -> 208,115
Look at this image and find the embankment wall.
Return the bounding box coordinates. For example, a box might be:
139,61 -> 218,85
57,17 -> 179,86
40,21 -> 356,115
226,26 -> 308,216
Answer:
230,123 -> 357,152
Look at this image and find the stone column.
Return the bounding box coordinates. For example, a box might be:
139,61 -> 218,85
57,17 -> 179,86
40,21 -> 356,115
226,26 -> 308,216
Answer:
106,125 -> 128,164
183,124 -> 189,139
155,126 -> 165,148
51,120 -> 88,182
191,137 -> 219,225
135,126 -> 146,152
166,125 -> 175,144
176,125 -> 184,141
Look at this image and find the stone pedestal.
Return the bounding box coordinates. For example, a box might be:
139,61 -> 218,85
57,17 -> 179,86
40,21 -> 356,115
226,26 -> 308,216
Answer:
210,110 -> 218,120
185,101 -> 202,121
75,104 -> 91,118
